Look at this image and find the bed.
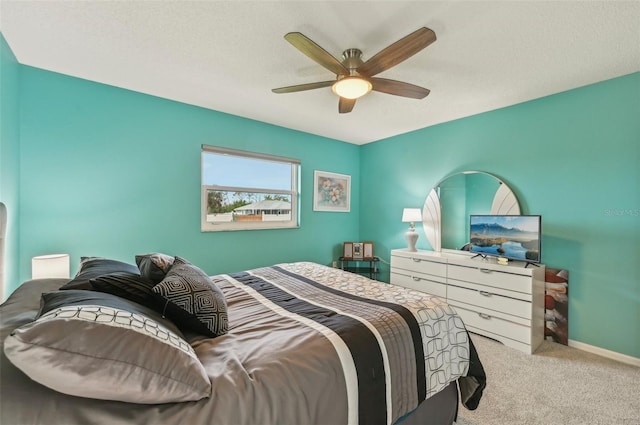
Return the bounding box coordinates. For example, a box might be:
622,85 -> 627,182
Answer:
1,256 -> 485,425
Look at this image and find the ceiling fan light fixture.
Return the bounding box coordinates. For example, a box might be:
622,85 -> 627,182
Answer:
331,77 -> 372,100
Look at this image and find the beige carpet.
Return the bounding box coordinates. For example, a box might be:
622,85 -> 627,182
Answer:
455,335 -> 640,425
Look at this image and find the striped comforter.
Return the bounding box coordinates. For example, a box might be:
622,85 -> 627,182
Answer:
201,262 -> 475,425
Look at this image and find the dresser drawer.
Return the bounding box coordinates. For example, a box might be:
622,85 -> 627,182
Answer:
448,277 -> 531,303
448,264 -> 532,294
390,272 -> 447,298
391,254 -> 447,278
451,303 -> 531,345
447,284 -> 531,319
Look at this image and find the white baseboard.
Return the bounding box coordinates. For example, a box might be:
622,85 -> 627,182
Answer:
568,339 -> 640,367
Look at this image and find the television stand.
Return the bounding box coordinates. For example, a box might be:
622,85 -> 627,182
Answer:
390,248 -> 546,354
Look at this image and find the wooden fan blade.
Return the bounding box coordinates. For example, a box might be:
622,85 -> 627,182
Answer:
339,97 -> 356,114
284,32 -> 349,76
371,78 -> 430,99
272,80 -> 335,94
358,27 -> 436,77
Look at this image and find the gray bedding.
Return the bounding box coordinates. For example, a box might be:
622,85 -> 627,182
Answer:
1,261 -> 484,425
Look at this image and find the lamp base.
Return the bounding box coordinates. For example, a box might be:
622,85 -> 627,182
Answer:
405,229 -> 419,252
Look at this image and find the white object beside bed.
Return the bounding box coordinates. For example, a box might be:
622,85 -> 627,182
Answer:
31,254 -> 70,279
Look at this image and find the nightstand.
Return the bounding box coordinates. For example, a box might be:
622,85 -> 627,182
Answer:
338,256 -> 379,280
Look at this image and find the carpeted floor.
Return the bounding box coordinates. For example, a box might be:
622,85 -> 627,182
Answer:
455,335 -> 640,425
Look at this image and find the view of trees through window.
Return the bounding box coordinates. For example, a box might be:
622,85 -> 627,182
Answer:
201,145 -> 299,231
206,191 -> 291,214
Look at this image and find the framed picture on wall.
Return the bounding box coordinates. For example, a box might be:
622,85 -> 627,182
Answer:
313,170 -> 351,212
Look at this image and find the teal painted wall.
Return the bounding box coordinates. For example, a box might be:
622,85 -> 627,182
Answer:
0,34 -> 20,300
361,72 -> 640,358
15,66 -> 360,292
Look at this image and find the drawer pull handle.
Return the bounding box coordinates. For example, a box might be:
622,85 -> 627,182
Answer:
480,268 -> 492,274
412,276 -> 421,282
478,313 -> 492,320
479,291 -> 492,297
411,258 -> 422,263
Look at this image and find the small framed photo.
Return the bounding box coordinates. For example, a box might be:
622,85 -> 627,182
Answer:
343,242 -> 354,259
313,170 -> 351,212
363,242 -> 374,260
352,242 -> 363,260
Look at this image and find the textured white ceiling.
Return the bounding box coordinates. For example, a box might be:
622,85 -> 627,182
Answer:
1,1 -> 639,145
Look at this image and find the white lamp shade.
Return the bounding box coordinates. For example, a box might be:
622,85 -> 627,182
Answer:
32,254 -> 70,279
402,208 -> 422,223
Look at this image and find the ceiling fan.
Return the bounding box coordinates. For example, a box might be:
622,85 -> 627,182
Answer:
272,27 -> 436,114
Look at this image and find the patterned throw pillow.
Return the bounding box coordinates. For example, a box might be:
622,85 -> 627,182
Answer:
135,253 -> 175,284
4,290 -> 211,403
152,257 -> 228,337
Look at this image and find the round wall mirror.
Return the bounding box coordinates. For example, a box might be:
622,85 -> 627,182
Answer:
422,171 -> 520,252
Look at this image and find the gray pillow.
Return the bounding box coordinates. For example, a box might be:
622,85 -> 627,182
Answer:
135,253 -> 175,284
152,257 -> 228,337
4,291 -> 211,404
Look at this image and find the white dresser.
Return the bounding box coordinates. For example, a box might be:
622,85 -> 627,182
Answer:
390,248 -> 545,354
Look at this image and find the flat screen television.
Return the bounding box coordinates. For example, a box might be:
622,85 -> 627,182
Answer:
469,215 -> 542,264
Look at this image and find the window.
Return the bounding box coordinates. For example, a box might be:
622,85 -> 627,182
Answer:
201,145 -> 300,231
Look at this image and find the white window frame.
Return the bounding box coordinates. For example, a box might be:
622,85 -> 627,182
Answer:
201,145 -> 300,232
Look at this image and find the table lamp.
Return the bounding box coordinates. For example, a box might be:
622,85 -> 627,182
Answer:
402,208 -> 422,252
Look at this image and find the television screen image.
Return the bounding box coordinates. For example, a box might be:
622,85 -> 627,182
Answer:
469,215 -> 542,263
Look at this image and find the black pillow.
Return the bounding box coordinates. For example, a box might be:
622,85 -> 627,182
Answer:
152,257 -> 228,338
60,257 -> 140,290
90,272 -> 159,311
37,289 -> 183,337
136,253 -> 175,284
